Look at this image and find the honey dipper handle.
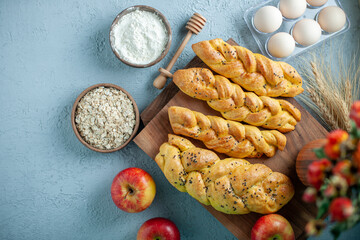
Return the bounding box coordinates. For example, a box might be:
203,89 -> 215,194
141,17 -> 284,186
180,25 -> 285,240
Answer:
153,31 -> 193,89
166,31 -> 193,71
153,74 -> 168,89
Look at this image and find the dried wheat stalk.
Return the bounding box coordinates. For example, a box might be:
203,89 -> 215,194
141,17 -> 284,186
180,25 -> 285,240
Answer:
298,48 -> 360,131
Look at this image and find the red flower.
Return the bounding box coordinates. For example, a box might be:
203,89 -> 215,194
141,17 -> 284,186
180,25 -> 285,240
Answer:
324,184 -> 336,198
333,160 -> 355,185
329,197 -> 354,222
307,159 -> 332,189
350,101 -> 360,128
303,187 -> 317,203
324,130 -> 349,159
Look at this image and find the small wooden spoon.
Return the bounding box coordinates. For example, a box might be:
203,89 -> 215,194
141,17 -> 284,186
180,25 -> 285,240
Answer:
153,13 -> 206,89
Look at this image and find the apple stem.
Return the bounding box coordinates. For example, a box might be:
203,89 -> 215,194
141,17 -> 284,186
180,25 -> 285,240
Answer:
124,187 -> 134,199
124,191 -> 129,199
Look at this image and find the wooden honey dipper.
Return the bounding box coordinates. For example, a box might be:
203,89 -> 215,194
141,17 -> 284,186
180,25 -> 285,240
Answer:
153,13 -> 206,89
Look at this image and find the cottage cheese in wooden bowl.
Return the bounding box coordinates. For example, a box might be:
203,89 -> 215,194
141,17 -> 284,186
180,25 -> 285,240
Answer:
71,83 -> 140,153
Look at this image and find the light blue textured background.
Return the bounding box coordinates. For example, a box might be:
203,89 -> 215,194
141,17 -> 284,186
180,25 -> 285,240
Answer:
1,0 -> 359,239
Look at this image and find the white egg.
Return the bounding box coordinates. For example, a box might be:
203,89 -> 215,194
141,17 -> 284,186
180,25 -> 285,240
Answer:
306,0 -> 328,7
267,32 -> 295,58
318,6 -> 346,33
280,0 -> 307,19
292,19 -> 322,46
254,6 -> 283,33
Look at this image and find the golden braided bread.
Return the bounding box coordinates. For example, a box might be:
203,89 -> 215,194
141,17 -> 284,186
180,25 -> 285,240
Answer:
155,134 -> 294,214
168,106 -> 286,158
173,68 -> 301,132
192,38 -> 304,97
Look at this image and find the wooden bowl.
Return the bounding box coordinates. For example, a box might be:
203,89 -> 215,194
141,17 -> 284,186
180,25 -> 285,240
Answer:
71,83 -> 140,153
109,5 -> 172,68
296,139 -> 327,186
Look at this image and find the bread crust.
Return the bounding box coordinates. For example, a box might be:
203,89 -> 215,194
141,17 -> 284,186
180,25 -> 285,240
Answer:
168,106 -> 286,158
155,134 -> 295,214
192,38 -> 303,97
173,68 -> 301,132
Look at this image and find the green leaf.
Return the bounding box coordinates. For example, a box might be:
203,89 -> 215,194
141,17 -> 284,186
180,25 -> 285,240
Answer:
331,227 -> 341,240
352,191 -> 360,205
347,214 -> 360,229
331,222 -> 347,240
350,121 -> 357,135
314,147 -> 327,159
317,198 -> 330,219
349,121 -> 360,139
330,214 -> 360,239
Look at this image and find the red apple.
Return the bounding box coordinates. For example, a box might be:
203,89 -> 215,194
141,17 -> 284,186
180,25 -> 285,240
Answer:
251,214 -> 295,240
111,167 -> 156,213
137,217 -> 180,240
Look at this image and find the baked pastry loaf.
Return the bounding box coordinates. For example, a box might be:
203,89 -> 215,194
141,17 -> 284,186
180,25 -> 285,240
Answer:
192,38 -> 303,97
155,134 -> 294,214
168,106 -> 286,158
173,68 -> 301,132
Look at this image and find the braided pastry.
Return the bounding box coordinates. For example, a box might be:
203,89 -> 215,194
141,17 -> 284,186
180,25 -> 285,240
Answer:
155,134 -> 294,214
168,106 -> 286,158
173,68 -> 301,133
192,38 -> 303,97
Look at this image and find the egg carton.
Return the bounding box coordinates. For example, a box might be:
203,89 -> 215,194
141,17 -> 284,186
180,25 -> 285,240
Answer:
243,0 -> 350,61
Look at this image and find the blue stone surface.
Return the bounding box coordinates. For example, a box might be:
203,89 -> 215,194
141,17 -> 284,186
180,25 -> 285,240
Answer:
0,0 -> 359,239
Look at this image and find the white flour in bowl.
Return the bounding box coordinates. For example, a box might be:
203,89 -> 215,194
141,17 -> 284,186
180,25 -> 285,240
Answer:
111,9 -> 168,65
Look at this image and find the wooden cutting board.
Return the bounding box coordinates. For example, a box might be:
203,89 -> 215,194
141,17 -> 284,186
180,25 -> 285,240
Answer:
134,39 -> 328,239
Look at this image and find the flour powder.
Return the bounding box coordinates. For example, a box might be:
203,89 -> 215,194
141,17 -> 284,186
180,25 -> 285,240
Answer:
111,9 -> 169,65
